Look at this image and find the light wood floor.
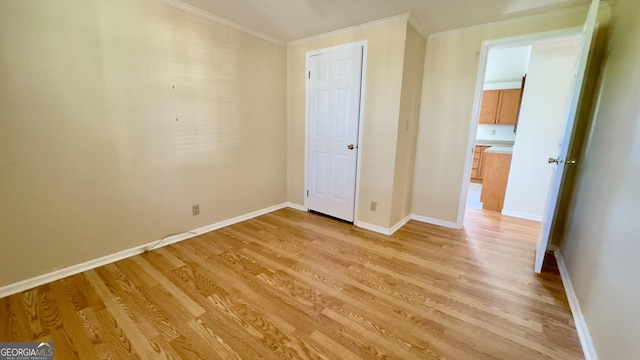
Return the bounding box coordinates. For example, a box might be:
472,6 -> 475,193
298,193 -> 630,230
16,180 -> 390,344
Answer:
0,208 -> 583,359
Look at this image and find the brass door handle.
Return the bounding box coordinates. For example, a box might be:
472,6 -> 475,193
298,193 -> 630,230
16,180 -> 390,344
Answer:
548,158 -> 577,165
347,144 -> 355,150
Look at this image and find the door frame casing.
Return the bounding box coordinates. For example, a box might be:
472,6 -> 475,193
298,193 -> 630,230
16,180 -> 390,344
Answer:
458,26 -> 583,227
304,40 -> 369,222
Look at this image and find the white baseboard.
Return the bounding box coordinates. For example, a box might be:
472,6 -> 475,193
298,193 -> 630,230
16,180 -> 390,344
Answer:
355,214 -> 412,236
501,209 -> 543,222
0,243 -> 154,299
354,221 -> 392,235
0,203 -> 468,297
0,203 -> 289,299
194,203 -> 288,235
410,214 -> 461,229
286,202 -> 307,212
554,248 -> 598,360
389,215 -> 412,235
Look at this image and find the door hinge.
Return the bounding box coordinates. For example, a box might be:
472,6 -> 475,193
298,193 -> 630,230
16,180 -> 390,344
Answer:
308,71 -> 311,79
307,190 -> 309,197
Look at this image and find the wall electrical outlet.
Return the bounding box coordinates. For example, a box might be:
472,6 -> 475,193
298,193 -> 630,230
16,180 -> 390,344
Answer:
370,201 -> 377,211
491,129 -> 497,135
192,204 -> 200,216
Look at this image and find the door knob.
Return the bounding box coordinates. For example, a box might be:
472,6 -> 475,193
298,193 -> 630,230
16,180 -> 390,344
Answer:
548,158 -> 577,165
347,144 -> 355,150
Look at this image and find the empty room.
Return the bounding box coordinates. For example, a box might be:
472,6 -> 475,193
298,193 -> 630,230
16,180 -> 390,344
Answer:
1,0 -> 638,359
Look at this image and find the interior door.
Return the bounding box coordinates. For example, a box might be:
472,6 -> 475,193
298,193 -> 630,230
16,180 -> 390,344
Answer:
535,0 -> 599,273
307,45 -> 363,222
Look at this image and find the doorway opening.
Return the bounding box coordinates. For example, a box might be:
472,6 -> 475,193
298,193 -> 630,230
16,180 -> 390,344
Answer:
465,35 -> 581,217
460,4 -> 598,272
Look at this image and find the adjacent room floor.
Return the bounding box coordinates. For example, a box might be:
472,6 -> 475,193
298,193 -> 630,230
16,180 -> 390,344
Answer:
0,208 -> 583,359
467,181 -> 484,209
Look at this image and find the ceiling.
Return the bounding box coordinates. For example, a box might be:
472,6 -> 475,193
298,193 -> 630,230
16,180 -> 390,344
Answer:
170,0 -> 591,43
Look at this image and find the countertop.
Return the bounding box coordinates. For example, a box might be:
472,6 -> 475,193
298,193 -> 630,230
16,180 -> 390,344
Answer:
484,146 -> 513,154
475,139 -> 515,146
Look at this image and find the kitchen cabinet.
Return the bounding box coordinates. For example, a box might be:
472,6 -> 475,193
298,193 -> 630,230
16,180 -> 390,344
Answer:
478,89 -> 522,125
470,145 -> 489,182
480,151 -> 513,212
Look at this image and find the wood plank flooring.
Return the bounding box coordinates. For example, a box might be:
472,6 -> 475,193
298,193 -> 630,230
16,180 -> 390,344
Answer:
0,208 -> 584,359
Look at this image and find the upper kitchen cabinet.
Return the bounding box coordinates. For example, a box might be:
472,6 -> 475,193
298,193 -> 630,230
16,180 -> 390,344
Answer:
479,88 -> 522,125
479,90 -> 500,124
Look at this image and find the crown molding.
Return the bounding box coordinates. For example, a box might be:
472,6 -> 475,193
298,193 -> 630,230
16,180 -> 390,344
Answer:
407,13 -> 428,39
156,0 -> 285,45
288,13 -> 411,46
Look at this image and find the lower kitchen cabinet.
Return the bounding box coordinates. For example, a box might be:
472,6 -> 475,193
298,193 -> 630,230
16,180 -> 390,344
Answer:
480,152 -> 513,212
471,145 -> 489,182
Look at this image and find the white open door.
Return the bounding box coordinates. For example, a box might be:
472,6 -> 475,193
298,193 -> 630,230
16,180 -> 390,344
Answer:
535,0 -> 600,273
306,45 -> 364,222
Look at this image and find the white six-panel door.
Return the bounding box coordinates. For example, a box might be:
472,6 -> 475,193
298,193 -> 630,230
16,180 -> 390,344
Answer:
307,45 -> 363,222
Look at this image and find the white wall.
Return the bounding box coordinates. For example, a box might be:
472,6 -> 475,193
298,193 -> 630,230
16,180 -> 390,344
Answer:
0,0 -> 287,287
502,36 -> 580,220
476,124 -> 516,142
484,46 -> 531,84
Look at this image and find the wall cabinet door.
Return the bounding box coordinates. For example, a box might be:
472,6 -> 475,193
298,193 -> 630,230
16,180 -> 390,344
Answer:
496,89 -> 522,125
479,90 -> 500,124
478,89 -> 522,125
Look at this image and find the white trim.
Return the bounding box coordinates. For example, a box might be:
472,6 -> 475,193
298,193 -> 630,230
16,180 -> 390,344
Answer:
354,221 -> 391,236
353,44 -> 368,225
389,215 -> 412,235
192,203 -> 288,235
286,202 -> 307,212
156,0 -> 285,45
355,215 -> 411,236
411,214 -> 461,230
501,209 -> 543,222
0,203 -> 289,298
289,14 -> 409,46
303,41 -> 368,224
407,13 -> 428,39
457,26 -> 584,229
554,248 -> 598,360
0,244 -> 150,299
